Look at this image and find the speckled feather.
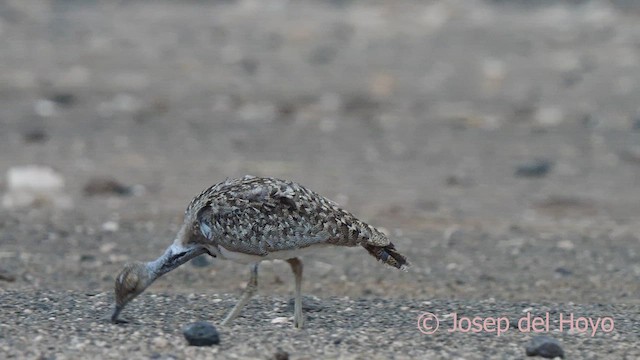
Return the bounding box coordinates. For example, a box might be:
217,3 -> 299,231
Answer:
183,175 -> 408,269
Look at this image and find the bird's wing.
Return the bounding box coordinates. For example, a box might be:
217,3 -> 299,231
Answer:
196,181 -> 333,256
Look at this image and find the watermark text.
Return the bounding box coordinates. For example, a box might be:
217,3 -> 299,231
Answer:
417,312 -> 614,337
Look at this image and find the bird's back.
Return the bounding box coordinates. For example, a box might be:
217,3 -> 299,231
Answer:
185,176 -> 391,256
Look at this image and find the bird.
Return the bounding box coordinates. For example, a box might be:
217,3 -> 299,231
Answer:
111,175 -> 409,328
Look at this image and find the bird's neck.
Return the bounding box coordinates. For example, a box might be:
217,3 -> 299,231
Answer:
146,243 -> 207,278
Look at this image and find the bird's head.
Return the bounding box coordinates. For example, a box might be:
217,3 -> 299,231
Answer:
111,262 -> 153,323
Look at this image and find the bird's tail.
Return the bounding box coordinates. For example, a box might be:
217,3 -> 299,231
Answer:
363,242 -> 410,271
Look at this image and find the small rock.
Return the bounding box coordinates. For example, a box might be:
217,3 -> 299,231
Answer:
515,159 -> 553,178
273,349 -> 289,360
182,321 -> 220,346
556,240 -> 575,250
48,93 -> 76,107
525,336 -> 564,358
271,317 -> 290,324
2,166 -> 72,209
99,242 -> 117,254
555,267 -> 572,276
101,221 -> 119,233
79,254 -> 96,262
22,129 -> 48,143
84,177 -> 131,196
0,269 -> 16,282
34,99 -> 56,117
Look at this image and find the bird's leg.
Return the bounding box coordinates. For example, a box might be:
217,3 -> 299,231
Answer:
221,263 -> 258,326
287,257 -> 304,329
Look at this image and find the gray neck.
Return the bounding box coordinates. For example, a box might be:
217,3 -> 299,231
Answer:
146,243 -> 207,278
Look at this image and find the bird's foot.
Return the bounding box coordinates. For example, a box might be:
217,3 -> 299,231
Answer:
111,317 -> 130,325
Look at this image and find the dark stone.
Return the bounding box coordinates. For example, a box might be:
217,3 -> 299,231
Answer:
273,349 -> 289,360
555,267 -> 572,276
239,58 -> 258,75
49,93 -> 76,107
83,177 -> 131,196
515,159 -> 553,178
0,269 -> 16,282
23,129 -> 49,143
525,336 -> 564,358
80,254 -> 96,262
182,321 -> 220,346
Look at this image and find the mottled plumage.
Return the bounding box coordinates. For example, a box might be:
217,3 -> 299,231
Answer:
185,176 -> 406,266
112,175 -> 409,328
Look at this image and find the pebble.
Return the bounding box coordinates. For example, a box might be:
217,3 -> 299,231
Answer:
556,240 -> 575,250
271,317 -> 290,324
0,268 -> 16,282
525,336 -> 564,358
83,177 -> 132,196
182,321 -> 220,346
1,165 -> 72,209
101,221 -> 119,233
22,129 -> 49,143
49,93 -> 76,107
99,242 -> 117,254
554,267 -> 573,276
515,159 -> 553,178
34,99 -> 56,117
273,349 -> 290,360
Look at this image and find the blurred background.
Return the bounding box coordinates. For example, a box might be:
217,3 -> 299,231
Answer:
1,0 -> 639,304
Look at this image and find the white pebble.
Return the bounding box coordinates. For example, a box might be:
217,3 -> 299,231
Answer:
271,317 -> 290,324
101,221 -> 119,232
34,99 -> 56,117
2,166 -> 72,209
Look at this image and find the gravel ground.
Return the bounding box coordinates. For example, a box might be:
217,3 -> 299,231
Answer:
1,0 -> 640,359
1,290 -> 638,359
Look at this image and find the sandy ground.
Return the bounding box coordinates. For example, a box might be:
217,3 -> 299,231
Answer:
1,0 -> 639,359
